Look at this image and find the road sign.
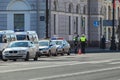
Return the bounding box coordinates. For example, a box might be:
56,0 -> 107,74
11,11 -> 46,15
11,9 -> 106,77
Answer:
93,21 -> 99,27
103,20 -> 117,26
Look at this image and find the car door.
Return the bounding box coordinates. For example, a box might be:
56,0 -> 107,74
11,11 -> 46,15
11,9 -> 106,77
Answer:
49,41 -> 56,53
63,40 -> 69,52
29,42 -> 36,58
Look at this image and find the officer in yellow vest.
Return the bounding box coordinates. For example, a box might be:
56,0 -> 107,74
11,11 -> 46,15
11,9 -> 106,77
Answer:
80,34 -> 87,53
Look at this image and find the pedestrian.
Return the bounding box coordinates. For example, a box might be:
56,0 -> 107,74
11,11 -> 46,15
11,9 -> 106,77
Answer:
100,35 -> 106,49
73,35 -> 79,54
79,34 -> 87,53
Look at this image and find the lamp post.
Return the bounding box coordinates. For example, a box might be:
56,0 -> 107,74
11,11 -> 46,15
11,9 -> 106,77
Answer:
46,0 -> 49,38
110,0 -> 116,50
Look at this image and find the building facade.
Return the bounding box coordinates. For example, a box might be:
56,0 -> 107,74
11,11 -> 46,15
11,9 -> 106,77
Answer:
0,0 -> 46,38
0,0 -> 120,47
49,0 -> 120,46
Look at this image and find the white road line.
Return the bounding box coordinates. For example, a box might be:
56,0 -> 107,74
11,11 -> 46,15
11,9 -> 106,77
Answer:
29,66 -> 120,80
0,60 -> 113,74
109,62 -> 120,64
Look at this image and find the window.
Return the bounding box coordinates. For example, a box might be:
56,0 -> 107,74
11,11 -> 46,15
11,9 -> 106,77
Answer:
76,17 -> 78,34
54,14 -> 56,34
76,4 -> 80,14
14,14 -> 24,30
68,3 -> 73,13
108,6 -> 112,20
53,0 -> 57,11
69,16 -> 71,35
83,5 -> 86,14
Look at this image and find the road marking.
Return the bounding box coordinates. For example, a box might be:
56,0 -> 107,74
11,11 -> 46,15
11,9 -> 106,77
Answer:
29,66 -> 120,80
109,62 -> 120,64
0,59 -> 114,73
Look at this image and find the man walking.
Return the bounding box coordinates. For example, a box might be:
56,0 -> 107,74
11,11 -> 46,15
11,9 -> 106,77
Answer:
80,34 -> 87,53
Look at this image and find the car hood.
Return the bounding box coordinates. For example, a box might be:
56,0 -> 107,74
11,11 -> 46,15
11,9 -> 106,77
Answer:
4,47 -> 28,51
56,45 -> 61,48
39,46 -> 49,49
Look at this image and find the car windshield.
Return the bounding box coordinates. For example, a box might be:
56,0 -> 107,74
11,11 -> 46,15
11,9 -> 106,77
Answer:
39,41 -> 49,46
8,42 -> 29,47
54,40 -> 62,45
16,35 -> 26,40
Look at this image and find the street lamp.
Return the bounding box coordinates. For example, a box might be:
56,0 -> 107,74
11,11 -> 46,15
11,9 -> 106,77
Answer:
110,0 -> 117,50
46,0 -> 49,38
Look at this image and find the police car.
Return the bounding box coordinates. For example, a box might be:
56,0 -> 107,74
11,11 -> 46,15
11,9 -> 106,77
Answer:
51,38 -> 70,55
39,40 -> 57,57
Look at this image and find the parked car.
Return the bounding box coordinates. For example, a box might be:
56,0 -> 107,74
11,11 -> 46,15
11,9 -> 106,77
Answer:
51,38 -> 70,55
39,40 -> 57,57
2,40 -> 39,61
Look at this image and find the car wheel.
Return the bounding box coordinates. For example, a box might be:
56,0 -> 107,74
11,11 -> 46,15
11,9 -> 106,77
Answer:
47,51 -> 51,57
61,49 -> 64,56
34,52 -> 38,61
1,55 -> 8,61
13,59 -> 17,61
67,49 -> 70,55
25,52 -> 29,61
54,50 -> 58,56
2,59 -> 8,62
67,52 -> 70,55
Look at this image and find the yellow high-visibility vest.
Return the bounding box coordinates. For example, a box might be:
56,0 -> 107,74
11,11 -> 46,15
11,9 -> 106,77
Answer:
80,37 -> 86,42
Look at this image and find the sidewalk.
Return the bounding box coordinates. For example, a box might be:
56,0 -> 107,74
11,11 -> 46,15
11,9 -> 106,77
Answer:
70,47 -> 120,53
86,47 -> 120,53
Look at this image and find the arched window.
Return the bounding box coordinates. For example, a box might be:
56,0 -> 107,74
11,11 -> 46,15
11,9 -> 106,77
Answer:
100,6 -> 104,15
104,6 -> 107,19
53,0 -> 57,11
76,4 -> 80,14
83,5 -> 86,14
68,3 -> 73,13
108,6 -> 112,20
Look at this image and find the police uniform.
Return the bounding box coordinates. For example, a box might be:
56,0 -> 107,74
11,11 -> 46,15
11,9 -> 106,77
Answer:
73,36 -> 79,53
80,35 -> 87,53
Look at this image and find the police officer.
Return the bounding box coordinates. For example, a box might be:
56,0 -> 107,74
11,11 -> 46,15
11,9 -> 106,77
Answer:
73,35 -> 79,53
80,34 -> 87,53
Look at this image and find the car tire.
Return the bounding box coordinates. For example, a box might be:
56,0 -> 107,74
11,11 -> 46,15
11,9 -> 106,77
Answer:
2,59 -> 8,62
13,59 -> 17,61
25,52 -> 29,61
47,51 -> 51,57
61,49 -> 64,56
34,52 -> 38,61
54,50 -> 58,56
67,49 -> 70,55
1,55 -> 8,61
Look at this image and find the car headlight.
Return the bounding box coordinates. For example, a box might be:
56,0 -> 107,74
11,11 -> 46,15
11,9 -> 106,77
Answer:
3,51 -> 9,54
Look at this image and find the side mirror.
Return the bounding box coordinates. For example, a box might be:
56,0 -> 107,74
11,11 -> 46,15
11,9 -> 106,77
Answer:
49,44 -> 53,46
63,43 -> 65,46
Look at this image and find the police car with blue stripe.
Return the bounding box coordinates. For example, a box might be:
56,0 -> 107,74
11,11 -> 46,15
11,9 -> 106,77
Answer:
51,38 -> 70,56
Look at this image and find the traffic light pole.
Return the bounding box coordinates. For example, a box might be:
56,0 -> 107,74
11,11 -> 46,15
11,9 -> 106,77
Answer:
110,0 -> 116,50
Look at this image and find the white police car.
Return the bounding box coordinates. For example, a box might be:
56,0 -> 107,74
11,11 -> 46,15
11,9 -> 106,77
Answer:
39,40 -> 57,57
51,38 -> 70,55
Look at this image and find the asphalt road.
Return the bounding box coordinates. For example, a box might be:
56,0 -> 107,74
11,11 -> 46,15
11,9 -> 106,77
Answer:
0,53 -> 120,80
